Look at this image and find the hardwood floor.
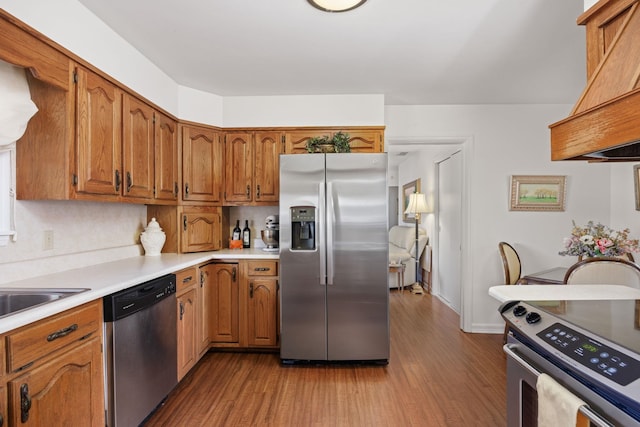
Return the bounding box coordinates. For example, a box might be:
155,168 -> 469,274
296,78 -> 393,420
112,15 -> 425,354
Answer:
145,291 -> 507,426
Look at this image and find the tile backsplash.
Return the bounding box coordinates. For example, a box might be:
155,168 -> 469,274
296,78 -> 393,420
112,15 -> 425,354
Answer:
0,199 -> 146,284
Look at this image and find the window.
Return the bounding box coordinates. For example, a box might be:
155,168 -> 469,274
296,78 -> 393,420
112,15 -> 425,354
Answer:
0,147 -> 15,246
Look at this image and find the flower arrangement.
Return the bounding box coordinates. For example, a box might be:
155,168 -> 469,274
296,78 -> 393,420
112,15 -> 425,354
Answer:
305,131 -> 351,153
559,221 -> 640,258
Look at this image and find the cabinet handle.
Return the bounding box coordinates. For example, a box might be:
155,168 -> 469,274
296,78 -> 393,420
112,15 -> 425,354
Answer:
256,184 -> 261,199
20,384 -> 31,423
179,301 -> 184,320
185,183 -> 190,197
174,182 -> 179,198
182,275 -> 193,284
200,270 -> 204,287
249,282 -> 254,298
0,411 -> 3,427
232,267 -> 237,282
126,171 -> 132,192
115,169 -> 121,192
246,185 -> 250,198
254,267 -> 270,272
183,215 -> 187,231
46,323 -> 78,342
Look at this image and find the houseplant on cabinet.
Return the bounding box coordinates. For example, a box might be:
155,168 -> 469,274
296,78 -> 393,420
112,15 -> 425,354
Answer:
305,131 -> 351,153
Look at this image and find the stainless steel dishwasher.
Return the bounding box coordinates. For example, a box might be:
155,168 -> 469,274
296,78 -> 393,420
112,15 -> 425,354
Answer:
103,274 -> 177,427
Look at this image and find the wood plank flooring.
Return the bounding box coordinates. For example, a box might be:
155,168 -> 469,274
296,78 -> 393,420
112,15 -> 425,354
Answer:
145,291 -> 507,426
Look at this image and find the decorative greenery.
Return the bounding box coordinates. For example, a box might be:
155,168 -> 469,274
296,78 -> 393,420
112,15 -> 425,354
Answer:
558,220 -> 640,258
305,131 -> 351,153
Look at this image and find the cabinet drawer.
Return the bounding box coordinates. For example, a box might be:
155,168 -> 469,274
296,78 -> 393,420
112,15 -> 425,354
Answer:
247,260 -> 278,276
6,300 -> 101,372
176,266 -> 198,293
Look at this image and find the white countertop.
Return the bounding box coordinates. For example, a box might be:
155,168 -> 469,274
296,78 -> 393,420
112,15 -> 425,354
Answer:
0,249 -> 279,334
489,284 -> 640,303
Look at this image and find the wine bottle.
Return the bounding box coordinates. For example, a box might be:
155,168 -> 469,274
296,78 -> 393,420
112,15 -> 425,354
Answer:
242,220 -> 251,248
232,220 -> 241,241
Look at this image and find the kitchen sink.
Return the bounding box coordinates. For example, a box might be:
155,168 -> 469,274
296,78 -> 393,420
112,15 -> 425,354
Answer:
0,288 -> 89,318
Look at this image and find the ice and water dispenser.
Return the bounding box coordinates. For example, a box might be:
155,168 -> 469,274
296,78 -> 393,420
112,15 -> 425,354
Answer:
290,206 -> 315,250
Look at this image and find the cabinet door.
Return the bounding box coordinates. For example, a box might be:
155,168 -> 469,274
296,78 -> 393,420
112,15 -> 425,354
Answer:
247,277 -> 278,347
182,125 -> 223,203
197,265 -> 214,355
154,112 -> 179,201
7,338 -> 104,427
210,264 -> 239,343
75,66 -> 122,197
224,133 -> 253,203
181,207 -> 221,253
347,130 -> 384,153
254,131 -> 281,203
283,130 -> 328,154
0,384 -> 5,427
122,93 -> 154,199
177,287 -> 197,380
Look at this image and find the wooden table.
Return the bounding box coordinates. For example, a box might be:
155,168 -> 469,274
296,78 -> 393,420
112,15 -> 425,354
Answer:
518,267 -> 568,285
389,263 -> 406,292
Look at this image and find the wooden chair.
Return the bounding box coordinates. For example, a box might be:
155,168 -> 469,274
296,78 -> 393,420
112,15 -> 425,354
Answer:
498,242 -> 522,343
563,257 -> 640,289
498,242 -> 522,285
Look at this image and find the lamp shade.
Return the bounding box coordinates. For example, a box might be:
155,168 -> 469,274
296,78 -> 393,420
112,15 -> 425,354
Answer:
404,193 -> 430,215
307,0 -> 367,12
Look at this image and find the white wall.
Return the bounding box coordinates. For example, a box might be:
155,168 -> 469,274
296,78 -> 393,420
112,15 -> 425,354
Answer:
385,104 -> 613,332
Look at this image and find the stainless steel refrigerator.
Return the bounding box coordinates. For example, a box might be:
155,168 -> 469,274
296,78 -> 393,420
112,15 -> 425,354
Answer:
279,153 -> 389,363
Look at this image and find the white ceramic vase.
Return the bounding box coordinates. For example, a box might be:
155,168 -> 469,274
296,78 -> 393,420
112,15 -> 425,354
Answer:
140,217 -> 166,256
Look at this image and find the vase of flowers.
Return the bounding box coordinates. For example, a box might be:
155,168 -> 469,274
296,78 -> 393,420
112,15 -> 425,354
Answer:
559,220 -> 640,258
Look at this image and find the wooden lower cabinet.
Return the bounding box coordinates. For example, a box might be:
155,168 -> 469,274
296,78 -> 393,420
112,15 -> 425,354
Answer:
209,263 -> 240,345
148,205 -> 222,253
210,260 -> 279,349
175,266 -> 198,381
0,384 -> 5,427
1,300 -> 104,426
7,337 -> 103,426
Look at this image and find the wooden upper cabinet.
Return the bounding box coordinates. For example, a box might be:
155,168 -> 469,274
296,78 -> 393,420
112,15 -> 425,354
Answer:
224,132 -> 254,203
122,93 -> 154,199
182,125 -> 224,204
224,131 -> 281,205
284,129 -> 329,154
155,113 -> 179,201
75,66 -> 122,198
283,127 -> 385,154
254,132 -> 280,202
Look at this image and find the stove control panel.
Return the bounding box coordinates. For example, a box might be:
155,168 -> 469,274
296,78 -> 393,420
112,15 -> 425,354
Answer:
537,322 -> 640,386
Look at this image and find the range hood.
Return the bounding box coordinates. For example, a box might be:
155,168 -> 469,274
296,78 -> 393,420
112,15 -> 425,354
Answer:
550,0 -> 640,161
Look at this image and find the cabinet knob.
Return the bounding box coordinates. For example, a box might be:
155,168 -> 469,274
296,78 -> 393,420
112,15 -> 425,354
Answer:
183,215 -> 188,231
174,182 -> 179,198
126,171 -> 132,192
256,184 -> 261,199
20,383 -> 31,423
115,170 -> 121,192
232,267 -> 237,282
246,185 -> 250,198
249,282 -> 254,298
185,183 -> 190,197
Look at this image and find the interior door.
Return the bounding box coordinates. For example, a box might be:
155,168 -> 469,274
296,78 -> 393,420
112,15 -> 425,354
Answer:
438,151 -> 462,313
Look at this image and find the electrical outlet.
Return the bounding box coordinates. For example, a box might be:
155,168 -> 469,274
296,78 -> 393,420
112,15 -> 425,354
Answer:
43,230 -> 54,250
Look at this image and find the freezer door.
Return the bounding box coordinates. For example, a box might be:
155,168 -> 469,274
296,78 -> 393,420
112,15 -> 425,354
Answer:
279,154 -> 327,360
326,153 -> 389,361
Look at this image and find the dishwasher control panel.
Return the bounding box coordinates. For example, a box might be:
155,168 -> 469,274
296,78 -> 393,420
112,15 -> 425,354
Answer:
103,273 -> 176,322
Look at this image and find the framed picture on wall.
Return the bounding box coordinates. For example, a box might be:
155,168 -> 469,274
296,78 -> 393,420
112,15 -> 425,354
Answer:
402,179 -> 421,222
509,175 -> 566,211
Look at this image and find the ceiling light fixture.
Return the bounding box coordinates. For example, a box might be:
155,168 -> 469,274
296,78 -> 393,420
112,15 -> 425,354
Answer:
307,0 -> 368,13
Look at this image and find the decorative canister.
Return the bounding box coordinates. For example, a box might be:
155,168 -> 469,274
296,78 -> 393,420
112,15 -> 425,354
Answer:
140,217 -> 166,256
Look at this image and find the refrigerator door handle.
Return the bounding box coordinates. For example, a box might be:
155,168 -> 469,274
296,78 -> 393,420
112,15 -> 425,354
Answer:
319,182 -> 327,286
326,182 -> 334,285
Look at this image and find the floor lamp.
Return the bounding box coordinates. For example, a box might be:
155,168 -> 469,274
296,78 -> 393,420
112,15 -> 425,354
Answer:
404,192 -> 429,294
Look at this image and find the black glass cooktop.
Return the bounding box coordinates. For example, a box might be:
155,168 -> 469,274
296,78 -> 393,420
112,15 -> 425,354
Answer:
529,299 -> 640,356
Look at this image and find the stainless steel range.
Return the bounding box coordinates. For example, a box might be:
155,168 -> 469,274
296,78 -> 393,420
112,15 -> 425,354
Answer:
501,299 -> 640,426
